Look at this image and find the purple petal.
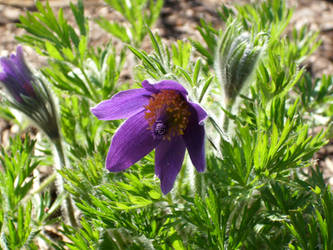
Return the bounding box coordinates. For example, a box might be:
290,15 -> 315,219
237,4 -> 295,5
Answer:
106,110 -> 159,171
0,46 -> 35,101
0,58 -> 16,77
0,59 -> 25,93
0,57 -> 28,85
91,88 -> 150,120
0,72 -> 6,82
142,80 -> 188,96
141,80 -> 158,93
183,103 -> 207,172
155,136 -> 186,194
1,47 -> 31,83
189,101 -> 207,125
13,46 -> 32,79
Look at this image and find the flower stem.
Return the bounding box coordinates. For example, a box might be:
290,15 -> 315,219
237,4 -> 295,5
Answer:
22,172 -> 57,204
194,171 -> 203,198
52,138 -> 78,228
111,230 -> 127,250
223,102 -> 233,134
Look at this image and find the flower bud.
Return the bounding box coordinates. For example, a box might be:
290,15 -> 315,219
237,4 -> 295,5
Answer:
215,23 -> 262,106
0,46 -> 36,102
0,46 -> 60,140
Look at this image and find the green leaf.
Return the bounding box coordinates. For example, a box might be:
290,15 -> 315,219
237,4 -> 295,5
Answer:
45,41 -> 63,60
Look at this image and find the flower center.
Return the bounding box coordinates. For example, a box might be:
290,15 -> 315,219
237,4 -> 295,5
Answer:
144,90 -> 190,140
153,120 -> 167,139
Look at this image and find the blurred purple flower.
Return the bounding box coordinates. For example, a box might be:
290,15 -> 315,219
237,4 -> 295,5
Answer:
0,46 -> 36,102
91,80 -> 207,194
0,46 -> 60,140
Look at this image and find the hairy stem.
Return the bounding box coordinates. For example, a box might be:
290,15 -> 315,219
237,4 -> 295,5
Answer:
53,138 -> 78,228
23,172 -> 57,204
223,102 -> 233,134
194,171 -> 203,198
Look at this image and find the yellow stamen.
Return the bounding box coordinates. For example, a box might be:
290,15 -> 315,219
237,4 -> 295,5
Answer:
144,90 -> 191,140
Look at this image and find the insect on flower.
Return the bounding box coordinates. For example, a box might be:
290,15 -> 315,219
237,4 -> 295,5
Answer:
91,80 -> 207,194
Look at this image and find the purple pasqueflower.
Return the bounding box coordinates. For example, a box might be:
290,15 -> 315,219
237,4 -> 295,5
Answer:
0,46 -> 36,102
0,46 -> 60,140
91,80 -> 207,194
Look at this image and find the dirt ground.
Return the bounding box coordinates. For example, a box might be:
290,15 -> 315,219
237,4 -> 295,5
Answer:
1,0 -> 333,183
